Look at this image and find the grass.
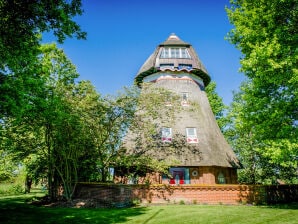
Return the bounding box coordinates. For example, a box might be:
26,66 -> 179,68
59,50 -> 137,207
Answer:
0,192 -> 297,224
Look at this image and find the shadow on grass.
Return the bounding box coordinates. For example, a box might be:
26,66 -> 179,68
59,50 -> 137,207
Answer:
0,196 -> 147,224
263,203 -> 298,210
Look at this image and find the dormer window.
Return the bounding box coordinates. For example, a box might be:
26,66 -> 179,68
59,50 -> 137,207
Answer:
186,128 -> 198,143
160,48 -> 191,59
162,127 -> 172,142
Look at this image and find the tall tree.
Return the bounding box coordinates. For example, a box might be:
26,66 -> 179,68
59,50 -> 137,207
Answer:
74,84 -> 140,182
0,43 -> 84,200
205,81 -> 228,131
0,0 -> 86,122
226,0 -> 298,183
0,0 -> 86,74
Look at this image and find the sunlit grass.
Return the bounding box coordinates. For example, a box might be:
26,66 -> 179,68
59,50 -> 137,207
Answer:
0,192 -> 297,224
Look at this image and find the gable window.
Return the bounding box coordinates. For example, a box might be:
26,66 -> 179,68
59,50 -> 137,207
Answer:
162,127 -> 172,142
160,48 -> 191,59
181,92 -> 189,106
186,127 -> 198,143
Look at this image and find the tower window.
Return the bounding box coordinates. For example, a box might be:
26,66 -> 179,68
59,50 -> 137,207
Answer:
162,127 -> 172,142
186,128 -> 198,143
160,48 -> 191,59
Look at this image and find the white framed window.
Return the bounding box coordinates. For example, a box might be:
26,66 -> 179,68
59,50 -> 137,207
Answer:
160,48 -> 169,58
181,48 -> 191,58
186,127 -> 198,143
162,127 -> 172,142
171,48 -> 180,58
160,48 -> 191,59
181,92 -> 189,106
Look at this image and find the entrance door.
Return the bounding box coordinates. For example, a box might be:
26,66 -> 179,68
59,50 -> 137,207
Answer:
169,168 -> 185,184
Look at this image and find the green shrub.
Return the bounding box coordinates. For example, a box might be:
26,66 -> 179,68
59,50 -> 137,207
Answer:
0,183 -> 24,196
179,200 -> 185,205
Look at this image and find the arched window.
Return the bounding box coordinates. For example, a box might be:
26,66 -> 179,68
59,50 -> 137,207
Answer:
218,172 -> 226,184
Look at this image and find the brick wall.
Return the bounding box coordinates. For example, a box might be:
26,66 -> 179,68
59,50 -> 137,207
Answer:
74,183 -> 298,207
132,185 -> 253,205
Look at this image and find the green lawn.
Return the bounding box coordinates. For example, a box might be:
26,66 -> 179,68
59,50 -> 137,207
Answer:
0,192 -> 297,224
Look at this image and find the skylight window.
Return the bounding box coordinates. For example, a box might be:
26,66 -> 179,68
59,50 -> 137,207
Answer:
160,48 -> 191,59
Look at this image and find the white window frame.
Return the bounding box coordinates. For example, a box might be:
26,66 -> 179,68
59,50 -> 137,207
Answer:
186,127 -> 198,143
160,47 -> 191,59
162,127 -> 172,142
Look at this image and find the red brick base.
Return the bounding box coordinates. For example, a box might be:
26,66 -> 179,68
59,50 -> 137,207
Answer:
75,183 -> 298,206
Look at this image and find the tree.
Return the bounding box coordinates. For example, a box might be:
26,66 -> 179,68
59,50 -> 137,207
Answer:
0,0 -> 86,74
35,43 -> 85,200
0,0 -> 86,123
205,81 -> 228,131
226,0 -> 298,183
225,82 -> 267,184
0,43 -> 85,200
67,83 -> 141,183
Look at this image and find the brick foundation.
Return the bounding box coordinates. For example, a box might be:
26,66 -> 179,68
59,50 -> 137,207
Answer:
74,183 -> 298,206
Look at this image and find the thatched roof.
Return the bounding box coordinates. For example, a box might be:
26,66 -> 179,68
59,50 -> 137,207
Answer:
135,34 -> 210,87
125,33 -> 240,169
124,78 -> 240,168
159,33 -> 190,46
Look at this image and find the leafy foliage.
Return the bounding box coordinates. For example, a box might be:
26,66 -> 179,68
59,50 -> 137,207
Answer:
0,0 -> 86,75
205,81 -> 228,131
226,0 -> 298,183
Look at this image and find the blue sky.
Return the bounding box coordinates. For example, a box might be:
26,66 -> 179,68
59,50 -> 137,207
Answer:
43,0 -> 245,105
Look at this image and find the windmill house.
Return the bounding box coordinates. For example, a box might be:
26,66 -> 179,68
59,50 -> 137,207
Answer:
115,34 -> 240,185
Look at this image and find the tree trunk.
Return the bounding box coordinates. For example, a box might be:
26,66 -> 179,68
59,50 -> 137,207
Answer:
25,174 -> 32,193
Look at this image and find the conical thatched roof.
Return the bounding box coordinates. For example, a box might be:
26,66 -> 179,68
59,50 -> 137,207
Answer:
125,33 -> 240,169
135,34 -> 210,87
